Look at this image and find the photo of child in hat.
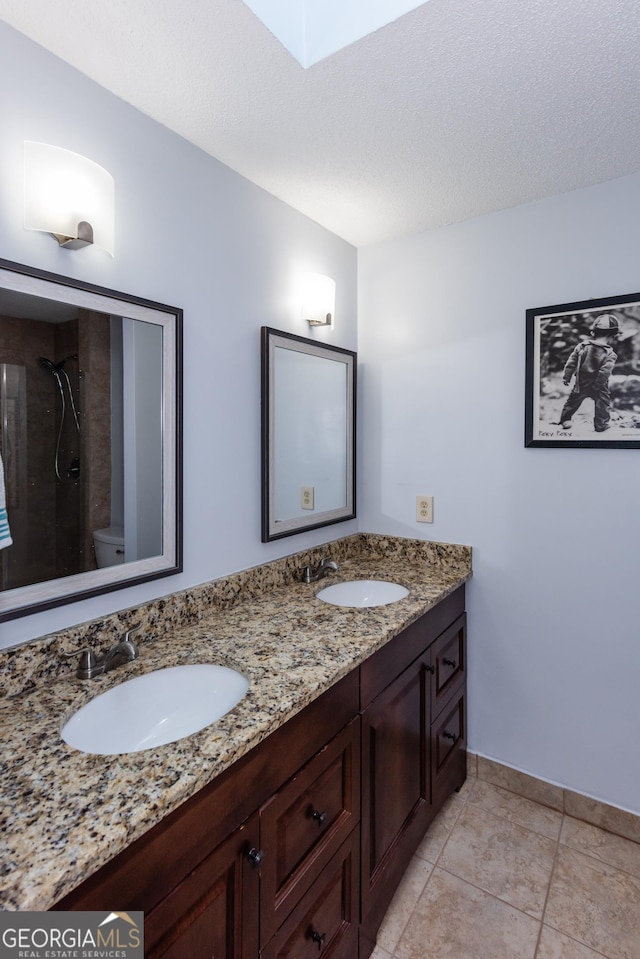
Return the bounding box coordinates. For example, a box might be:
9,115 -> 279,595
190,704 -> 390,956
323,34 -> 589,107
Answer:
526,294 -> 640,447
558,313 -> 621,433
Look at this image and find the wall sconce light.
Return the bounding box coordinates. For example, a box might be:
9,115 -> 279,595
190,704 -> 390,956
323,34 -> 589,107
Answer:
302,273 -> 335,327
24,142 -> 115,255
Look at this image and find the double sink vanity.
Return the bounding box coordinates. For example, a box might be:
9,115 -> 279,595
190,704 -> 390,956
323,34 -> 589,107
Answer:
0,533 -> 471,958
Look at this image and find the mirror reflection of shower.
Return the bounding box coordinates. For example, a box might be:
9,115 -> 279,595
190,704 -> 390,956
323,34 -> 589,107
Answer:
39,354 -> 81,481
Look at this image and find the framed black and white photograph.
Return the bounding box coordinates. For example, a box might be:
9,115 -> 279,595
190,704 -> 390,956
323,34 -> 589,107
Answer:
525,292 -> 640,448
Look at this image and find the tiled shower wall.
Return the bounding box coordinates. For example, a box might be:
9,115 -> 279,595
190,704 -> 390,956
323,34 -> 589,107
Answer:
0,313 -> 58,587
0,309 -> 112,587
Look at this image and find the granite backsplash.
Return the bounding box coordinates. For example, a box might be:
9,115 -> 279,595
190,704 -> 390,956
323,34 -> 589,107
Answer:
0,533 -> 471,700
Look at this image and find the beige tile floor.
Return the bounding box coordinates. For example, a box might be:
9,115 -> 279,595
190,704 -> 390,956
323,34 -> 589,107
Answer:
370,776 -> 640,959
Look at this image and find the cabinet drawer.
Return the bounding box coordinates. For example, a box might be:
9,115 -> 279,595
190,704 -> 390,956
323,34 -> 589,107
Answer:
431,691 -> 466,809
261,830 -> 359,959
260,718 -> 360,944
431,613 -> 466,720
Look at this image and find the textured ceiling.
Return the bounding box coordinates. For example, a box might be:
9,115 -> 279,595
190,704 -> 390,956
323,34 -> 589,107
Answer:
0,0 -> 639,247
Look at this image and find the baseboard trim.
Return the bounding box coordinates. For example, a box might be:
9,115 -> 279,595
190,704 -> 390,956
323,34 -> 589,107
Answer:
467,752 -> 640,844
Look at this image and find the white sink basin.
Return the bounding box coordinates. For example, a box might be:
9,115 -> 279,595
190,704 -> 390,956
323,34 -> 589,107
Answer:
62,664 -> 249,755
316,580 -> 409,608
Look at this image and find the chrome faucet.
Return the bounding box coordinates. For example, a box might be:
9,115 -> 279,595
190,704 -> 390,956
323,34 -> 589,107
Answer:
63,624 -> 141,680
301,558 -> 340,584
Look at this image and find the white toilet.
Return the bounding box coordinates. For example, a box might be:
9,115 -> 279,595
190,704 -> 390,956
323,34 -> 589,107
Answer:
93,526 -> 125,568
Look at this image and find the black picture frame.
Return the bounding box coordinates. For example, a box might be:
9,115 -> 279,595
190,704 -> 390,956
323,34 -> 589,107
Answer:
525,291 -> 640,449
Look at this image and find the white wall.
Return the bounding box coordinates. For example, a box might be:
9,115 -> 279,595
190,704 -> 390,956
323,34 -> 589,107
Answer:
0,21 -> 357,648
359,174 -> 640,815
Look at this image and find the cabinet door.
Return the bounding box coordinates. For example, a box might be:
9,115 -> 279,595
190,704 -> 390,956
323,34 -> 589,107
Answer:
144,814 -> 260,959
360,652 -> 432,931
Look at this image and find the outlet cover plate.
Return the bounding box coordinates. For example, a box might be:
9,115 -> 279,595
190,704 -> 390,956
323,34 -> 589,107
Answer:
416,495 -> 433,523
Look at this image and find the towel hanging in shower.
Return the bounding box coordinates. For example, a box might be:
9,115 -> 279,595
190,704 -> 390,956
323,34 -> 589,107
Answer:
0,451 -> 12,550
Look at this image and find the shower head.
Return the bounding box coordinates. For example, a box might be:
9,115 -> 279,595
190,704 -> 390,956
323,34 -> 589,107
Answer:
39,356 -> 60,374
39,355 -> 77,373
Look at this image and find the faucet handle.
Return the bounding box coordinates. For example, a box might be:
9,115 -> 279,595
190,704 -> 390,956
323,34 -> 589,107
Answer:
62,647 -> 100,680
122,623 -> 141,650
62,646 -> 95,661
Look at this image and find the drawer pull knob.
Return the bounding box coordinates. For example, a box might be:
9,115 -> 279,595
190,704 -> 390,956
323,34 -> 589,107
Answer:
426,664 -> 435,675
442,731 -> 457,742
443,657 -> 457,669
311,809 -> 327,826
309,929 -> 326,950
247,847 -> 264,868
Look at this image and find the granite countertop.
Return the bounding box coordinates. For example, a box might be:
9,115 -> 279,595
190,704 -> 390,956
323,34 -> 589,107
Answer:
0,535 -> 471,911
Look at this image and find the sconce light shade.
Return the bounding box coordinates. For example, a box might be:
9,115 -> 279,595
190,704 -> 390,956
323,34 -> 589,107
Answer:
24,142 -> 115,255
302,273 -> 335,327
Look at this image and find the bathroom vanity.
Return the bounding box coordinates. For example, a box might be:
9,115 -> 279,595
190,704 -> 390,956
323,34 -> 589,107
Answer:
54,593 -> 467,958
0,534 -> 471,958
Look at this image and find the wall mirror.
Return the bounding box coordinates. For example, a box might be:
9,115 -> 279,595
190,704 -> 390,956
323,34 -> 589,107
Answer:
0,259 -> 182,622
261,327 -> 356,541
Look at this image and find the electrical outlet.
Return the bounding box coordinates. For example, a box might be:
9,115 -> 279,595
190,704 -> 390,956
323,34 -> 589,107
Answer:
416,495 -> 434,523
301,485 -> 315,510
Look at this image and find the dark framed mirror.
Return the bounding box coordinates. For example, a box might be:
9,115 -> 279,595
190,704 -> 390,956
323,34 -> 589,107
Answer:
261,327 -> 356,541
0,259 -> 182,621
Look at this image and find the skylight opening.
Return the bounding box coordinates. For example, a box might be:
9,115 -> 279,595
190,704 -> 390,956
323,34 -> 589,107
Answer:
242,0 -> 430,67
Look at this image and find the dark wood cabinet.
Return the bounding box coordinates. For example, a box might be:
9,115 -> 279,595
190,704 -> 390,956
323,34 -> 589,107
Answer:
360,651 -> 432,929
431,687 -> 466,809
359,589 -> 466,956
430,612 -> 467,811
259,718 -> 360,946
54,587 -> 466,959
261,831 -> 359,959
54,672 -> 361,958
431,612 -> 466,717
145,814 -> 260,959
